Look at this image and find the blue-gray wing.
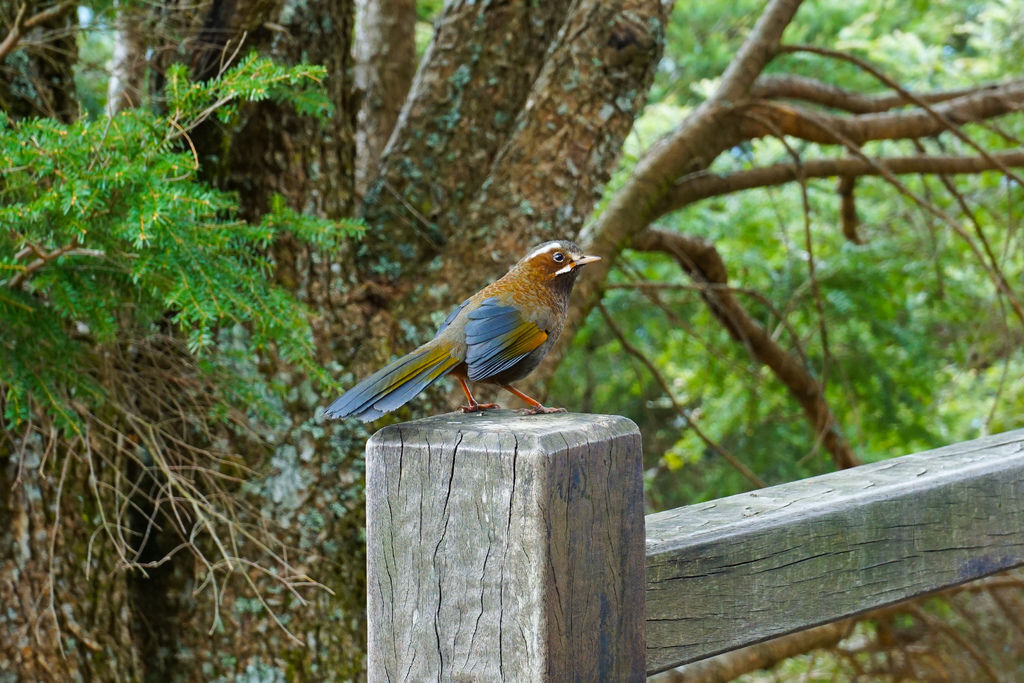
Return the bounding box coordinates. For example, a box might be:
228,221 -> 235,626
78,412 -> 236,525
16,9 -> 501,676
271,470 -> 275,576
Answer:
463,297 -> 547,381
435,298 -> 471,337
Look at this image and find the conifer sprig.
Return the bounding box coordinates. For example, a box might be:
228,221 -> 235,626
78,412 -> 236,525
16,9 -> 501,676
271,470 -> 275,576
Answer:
0,55 -> 361,429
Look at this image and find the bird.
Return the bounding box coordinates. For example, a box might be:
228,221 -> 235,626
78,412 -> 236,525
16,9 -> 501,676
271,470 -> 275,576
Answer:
324,240 -> 600,422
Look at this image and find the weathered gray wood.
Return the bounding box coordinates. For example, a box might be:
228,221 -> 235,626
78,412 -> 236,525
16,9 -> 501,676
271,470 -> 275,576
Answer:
645,428 -> 1024,674
365,411 -> 645,681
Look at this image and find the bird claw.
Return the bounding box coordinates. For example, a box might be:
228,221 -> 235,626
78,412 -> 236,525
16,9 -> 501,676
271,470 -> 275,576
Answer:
518,406 -> 566,415
459,402 -> 500,414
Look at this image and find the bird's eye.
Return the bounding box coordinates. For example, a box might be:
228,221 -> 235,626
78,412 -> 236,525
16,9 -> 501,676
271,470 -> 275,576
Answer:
552,252 -> 565,263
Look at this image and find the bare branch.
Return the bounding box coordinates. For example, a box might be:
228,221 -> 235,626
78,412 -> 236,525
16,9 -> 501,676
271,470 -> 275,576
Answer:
784,108 -> 1024,328
5,240 -> 108,289
21,1 -> 72,30
541,0 -> 806,384
740,81 -> 1024,145
0,1 -> 74,61
631,227 -> 860,470
918,139 -> 1022,382
0,5 -> 28,61
598,303 -> 767,488
549,14 -> 1024,392
905,604 -> 1002,682
780,44 -> 1024,186
653,150 -> 1024,218
765,117 -> 837,464
750,74 -> 1020,114
650,620 -> 853,683
716,0 -> 804,102
582,0 -> 805,261
837,173 -> 860,243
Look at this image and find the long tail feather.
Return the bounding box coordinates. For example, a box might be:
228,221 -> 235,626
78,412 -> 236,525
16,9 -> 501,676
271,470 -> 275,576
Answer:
324,343 -> 459,422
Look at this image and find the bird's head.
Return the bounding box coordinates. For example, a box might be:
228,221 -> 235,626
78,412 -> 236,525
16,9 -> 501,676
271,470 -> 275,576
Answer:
514,240 -> 601,284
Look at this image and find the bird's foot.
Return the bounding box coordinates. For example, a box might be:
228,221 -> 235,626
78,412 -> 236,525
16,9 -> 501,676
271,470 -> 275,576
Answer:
459,401 -> 500,414
518,406 -> 566,416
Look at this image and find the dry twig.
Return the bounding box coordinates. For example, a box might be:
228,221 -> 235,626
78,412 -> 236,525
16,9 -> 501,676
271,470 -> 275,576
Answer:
0,2 -> 75,61
598,302 -> 766,488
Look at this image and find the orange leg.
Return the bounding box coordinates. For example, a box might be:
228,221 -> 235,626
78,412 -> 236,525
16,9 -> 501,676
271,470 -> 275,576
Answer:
500,384 -> 566,415
457,377 -> 500,413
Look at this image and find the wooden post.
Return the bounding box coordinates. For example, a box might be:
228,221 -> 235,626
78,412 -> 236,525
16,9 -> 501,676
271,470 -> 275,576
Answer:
365,411 -> 645,681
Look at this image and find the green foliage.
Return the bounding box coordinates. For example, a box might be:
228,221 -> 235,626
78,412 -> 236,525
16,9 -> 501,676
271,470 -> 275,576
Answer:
555,0 -> 1024,510
654,0 -> 1014,109
0,55 -> 362,432
414,0 -> 444,56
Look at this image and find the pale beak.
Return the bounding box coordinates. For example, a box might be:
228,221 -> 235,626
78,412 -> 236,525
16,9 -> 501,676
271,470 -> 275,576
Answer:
555,253 -> 602,276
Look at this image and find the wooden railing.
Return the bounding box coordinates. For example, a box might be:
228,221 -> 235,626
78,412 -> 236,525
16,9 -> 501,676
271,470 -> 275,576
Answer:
364,412 -> 1024,680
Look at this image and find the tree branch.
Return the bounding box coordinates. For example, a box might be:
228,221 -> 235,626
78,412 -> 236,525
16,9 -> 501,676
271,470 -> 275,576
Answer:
653,150 -> 1024,219
5,240 -> 108,290
582,0 -> 805,265
0,1 -> 74,61
598,303 -> 767,489
780,44 -> 1024,187
750,74 -> 1020,114
740,81 -> 1024,145
539,0 -> 806,385
650,619 -> 853,683
716,0 -> 805,103
0,5 -> 28,61
782,106 -> 1024,328
837,173 -> 860,243
631,227 -> 860,470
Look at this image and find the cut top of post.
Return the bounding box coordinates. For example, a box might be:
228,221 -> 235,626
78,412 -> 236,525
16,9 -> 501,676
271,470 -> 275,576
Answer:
366,409 -> 639,454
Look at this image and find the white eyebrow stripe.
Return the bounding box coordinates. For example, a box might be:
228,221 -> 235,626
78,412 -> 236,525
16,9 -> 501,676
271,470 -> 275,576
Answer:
526,243 -> 561,260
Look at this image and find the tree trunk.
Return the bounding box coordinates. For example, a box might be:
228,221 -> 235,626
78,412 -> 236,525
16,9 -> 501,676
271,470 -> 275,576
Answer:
156,0 -> 367,677
356,0 -> 667,408
7,0 -> 1024,677
357,0 -> 574,278
4,0 -> 666,677
1,438 -> 140,681
459,0 -> 668,272
353,0 -> 417,200
0,10 -> 129,680
106,0 -> 147,114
